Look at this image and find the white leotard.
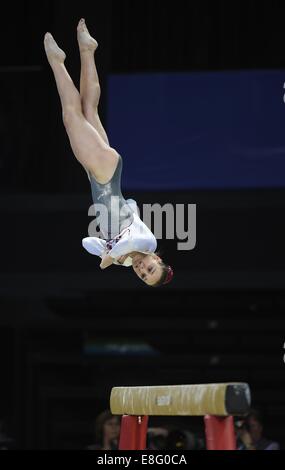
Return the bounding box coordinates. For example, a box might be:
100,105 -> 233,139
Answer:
82,199 -> 157,267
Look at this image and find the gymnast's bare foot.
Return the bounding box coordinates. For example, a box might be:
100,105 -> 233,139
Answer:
44,33 -> 66,64
77,18 -> 98,53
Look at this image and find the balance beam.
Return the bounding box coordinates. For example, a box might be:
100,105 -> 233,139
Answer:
110,383 -> 250,417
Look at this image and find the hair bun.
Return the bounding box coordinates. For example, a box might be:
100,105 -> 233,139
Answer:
163,266 -> 174,284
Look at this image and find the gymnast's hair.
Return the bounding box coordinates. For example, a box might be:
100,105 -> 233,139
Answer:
152,251 -> 174,287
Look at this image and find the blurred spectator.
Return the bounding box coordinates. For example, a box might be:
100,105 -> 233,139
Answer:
236,409 -> 280,450
166,429 -> 204,450
147,426 -> 203,450
86,410 -> 120,450
147,427 -> 169,450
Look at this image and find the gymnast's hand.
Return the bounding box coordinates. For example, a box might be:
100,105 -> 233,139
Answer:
100,254 -> 114,270
117,255 -> 129,265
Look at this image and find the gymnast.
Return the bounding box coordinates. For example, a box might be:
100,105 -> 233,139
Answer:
44,19 -> 173,286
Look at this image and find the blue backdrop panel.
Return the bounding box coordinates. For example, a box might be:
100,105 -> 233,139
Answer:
107,70 -> 285,190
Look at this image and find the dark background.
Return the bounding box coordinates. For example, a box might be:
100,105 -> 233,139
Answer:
107,70 -> 285,190
0,0 -> 285,449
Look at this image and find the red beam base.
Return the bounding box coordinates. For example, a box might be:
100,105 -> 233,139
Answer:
119,415 -> 149,450
204,415 -> 236,450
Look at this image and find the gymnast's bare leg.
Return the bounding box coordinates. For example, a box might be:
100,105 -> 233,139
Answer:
44,32 -> 118,183
77,18 -> 109,146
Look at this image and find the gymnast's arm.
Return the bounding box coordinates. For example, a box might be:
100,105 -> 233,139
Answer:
82,238 -> 124,268
100,254 -> 130,269
82,237 -> 110,269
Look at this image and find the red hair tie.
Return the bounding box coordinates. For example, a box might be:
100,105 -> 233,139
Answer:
163,266 -> 174,284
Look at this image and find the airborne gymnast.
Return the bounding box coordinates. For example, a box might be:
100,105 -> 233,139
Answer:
44,19 -> 173,286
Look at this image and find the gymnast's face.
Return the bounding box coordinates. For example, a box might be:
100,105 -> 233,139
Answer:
132,253 -> 163,286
